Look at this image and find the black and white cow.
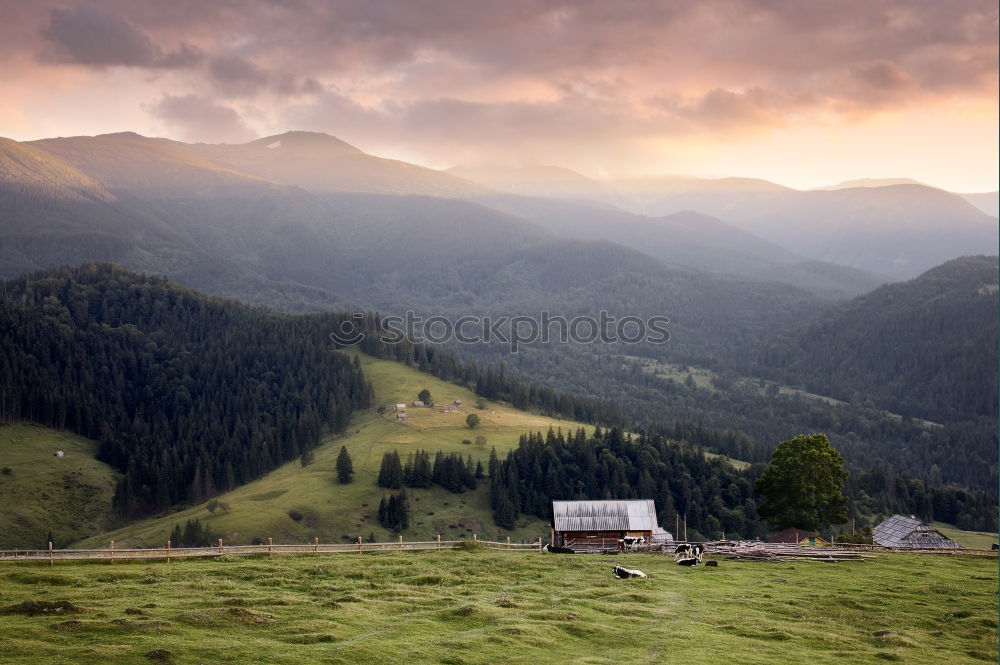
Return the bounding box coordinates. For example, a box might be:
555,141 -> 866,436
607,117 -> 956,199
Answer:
619,536 -> 646,552
613,565 -> 647,579
673,543 -> 704,566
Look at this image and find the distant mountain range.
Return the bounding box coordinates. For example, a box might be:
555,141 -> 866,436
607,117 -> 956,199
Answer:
0,131 -> 831,366
0,129 -> 994,351
450,163 -> 997,279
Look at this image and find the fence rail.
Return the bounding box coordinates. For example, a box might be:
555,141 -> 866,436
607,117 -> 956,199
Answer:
701,540 -> 997,558
0,536 -> 542,564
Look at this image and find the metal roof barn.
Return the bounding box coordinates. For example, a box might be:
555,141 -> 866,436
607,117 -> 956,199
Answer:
873,514 -> 961,549
552,500 -> 659,532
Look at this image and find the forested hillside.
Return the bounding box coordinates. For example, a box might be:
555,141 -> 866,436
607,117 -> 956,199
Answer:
747,256 -> 998,423
0,264 -> 372,517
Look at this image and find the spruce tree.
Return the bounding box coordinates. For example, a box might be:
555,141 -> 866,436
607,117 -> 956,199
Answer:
336,446 -> 353,483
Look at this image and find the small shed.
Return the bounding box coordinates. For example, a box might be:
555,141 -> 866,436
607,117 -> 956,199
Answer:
395,404 -> 406,412
873,515 -> 961,549
54,450 -> 65,458
768,528 -> 829,546
412,400 -> 424,407
396,412 -> 408,421
551,500 -> 662,551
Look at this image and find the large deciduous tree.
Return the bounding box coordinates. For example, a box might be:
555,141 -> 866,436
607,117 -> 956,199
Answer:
754,434 -> 848,532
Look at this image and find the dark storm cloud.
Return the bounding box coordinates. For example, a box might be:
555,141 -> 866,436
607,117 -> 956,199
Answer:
208,55 -> 270,96
5,0 -> 995,149
24,1 -> 997,103
39,4 -> 202,68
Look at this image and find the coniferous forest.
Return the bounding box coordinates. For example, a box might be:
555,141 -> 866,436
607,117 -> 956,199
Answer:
0,264 -> 372,517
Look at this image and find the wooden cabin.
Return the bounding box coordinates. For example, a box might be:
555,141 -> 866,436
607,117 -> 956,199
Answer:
551,500 -> 663,552
768,528 -> 829,546
873,514 -> 961,549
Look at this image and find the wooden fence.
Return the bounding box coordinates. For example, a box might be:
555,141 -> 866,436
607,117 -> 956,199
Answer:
702,540 -> 997,558
0,535 -> 543,565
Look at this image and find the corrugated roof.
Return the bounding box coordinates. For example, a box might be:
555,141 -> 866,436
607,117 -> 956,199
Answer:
552,500 -> 659,532
873,514 -> 961,548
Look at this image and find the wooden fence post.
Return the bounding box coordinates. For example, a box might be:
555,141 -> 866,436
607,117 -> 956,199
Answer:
358,536 -> 362,552
473,533 -> 477,543
506,536 -> 510,547
399,535 -> 403,551
167,540 -> 171,563
218,538 -> 223,554
110,540 -> 115,564
436,534 -> 441,550
314,537 -> 319,553
268,537 -> 273,558
48,541 -> 53,567
537,537 -> 542,551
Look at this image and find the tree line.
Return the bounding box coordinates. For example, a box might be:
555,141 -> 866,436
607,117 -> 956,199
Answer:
487,427 -> 997,538
377,449 -> 483,494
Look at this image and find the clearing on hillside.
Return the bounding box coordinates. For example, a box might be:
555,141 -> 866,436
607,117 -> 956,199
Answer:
0,423 -> 118,549
74,352 -> 584,549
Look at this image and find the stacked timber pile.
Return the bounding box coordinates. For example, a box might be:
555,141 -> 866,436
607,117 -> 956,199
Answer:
703,541 -> 873,563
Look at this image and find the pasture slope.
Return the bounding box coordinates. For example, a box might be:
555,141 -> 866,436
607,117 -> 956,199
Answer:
0,424 -> 119,549
0,549 -> 996,664
75,350 -> 580,549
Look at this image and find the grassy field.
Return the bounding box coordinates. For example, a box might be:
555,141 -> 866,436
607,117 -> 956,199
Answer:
0,549 -> 995,664
75,351 -> 584,549
932,523 -> 998,551
0,424 -> 119,549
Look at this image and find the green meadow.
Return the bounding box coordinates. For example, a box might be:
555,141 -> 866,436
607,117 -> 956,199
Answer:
0,549 -> 995,665
0,424 -> 119,549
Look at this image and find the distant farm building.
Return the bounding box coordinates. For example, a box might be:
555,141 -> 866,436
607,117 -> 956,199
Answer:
873,515 -> 961,549
411,400 -> 424,407
54,450 -> 64,458
768,528 -> 829,546
395,412 -> 407,421
551,500 -> 670,552
395,404 -> 406,412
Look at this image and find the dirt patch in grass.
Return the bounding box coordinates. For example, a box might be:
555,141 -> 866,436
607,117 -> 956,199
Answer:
146,648 -> 175,663
2,599 -> 85,616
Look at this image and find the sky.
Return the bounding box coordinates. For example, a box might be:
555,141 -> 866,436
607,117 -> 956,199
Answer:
0,0 -> 996,191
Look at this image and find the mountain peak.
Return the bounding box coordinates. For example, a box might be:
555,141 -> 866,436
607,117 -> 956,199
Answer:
814,177 -> 927,191
245,131 -> 362,154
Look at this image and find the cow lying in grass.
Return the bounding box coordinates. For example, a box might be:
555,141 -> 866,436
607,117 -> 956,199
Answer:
674,543 -> 704,566
613,565 -> 647,579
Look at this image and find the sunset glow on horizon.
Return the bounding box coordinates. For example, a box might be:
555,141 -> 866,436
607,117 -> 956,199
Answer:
0,0 -> 996,192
